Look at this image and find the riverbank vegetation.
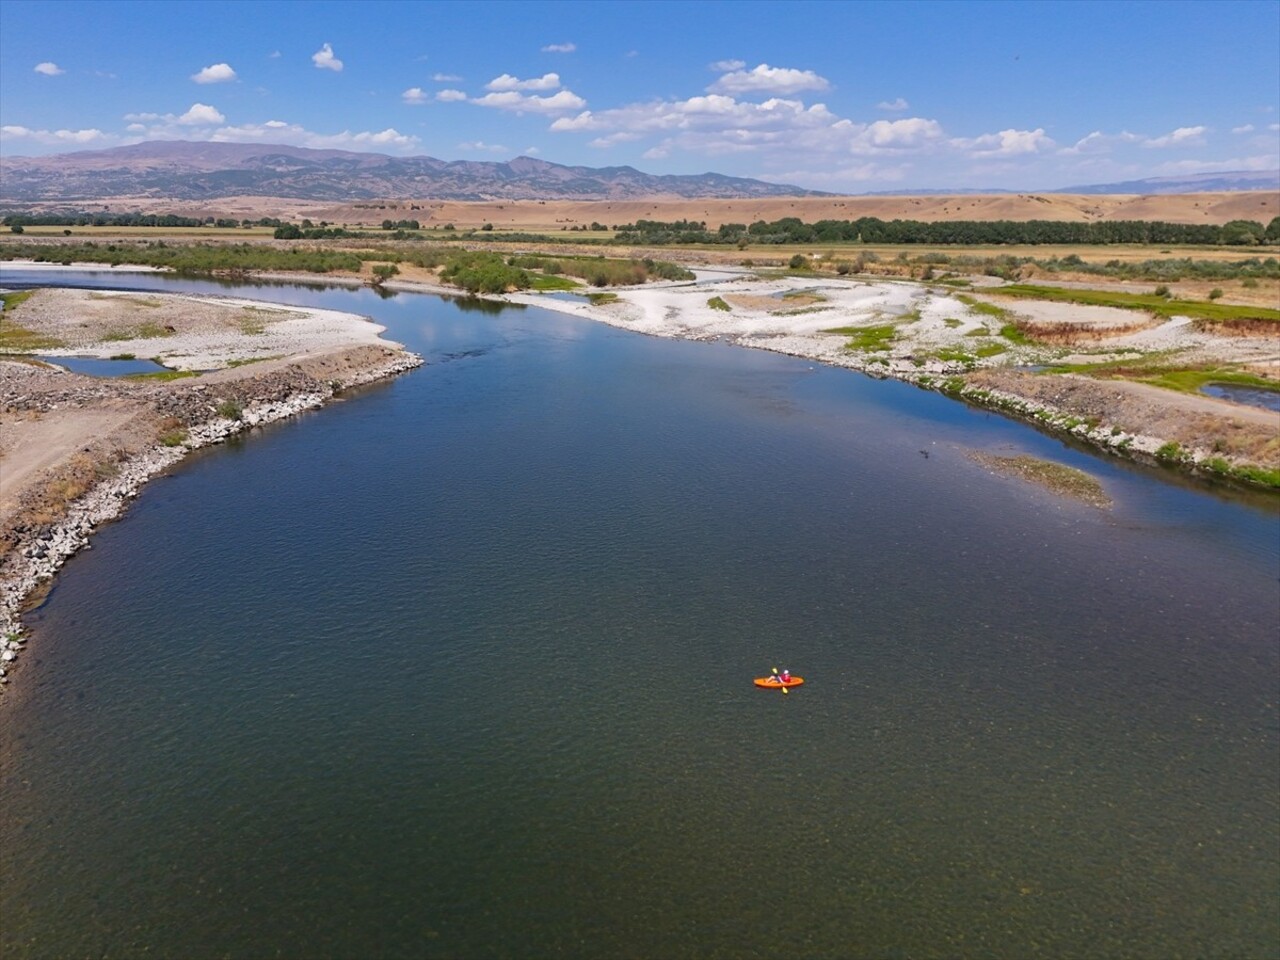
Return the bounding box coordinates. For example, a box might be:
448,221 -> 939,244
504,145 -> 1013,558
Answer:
986,284 -> 1280,325
611,215 -> 1280,247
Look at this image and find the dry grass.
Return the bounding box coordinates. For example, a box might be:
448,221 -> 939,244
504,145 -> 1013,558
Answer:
969,452 -> 1111,508
1010,316 -> 1163,344
10,191 -> 1276,232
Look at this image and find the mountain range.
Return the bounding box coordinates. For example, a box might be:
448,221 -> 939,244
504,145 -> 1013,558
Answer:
0,141 -> 823,203
0,141 -> 1276,203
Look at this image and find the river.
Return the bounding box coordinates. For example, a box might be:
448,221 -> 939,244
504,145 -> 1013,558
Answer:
1,269 -> 1277,959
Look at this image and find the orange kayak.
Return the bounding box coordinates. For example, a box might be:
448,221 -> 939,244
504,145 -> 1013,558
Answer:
754,676 -> 804,689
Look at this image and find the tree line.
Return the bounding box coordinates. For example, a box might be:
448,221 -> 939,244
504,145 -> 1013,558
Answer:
612,216 -> 1280,247
2,212 -> 287,229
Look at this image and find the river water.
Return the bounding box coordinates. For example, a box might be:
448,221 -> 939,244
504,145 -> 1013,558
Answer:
2,270 -> 1277,959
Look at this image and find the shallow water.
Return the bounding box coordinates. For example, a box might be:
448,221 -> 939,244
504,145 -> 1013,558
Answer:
1,269 -> 1277,959
39,354 -> 171,377
1202,382 -> 1280,413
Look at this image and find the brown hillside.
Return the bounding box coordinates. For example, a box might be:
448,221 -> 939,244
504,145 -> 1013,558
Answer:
22,190 -> 1277,230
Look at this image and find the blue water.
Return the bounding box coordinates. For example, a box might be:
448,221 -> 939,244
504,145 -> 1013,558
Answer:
39,354 -> 171,377
1202,382 -> 1280,413
1,268 -> 1277,959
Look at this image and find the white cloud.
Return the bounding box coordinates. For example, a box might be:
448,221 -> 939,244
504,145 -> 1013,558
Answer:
709,59 -> 746,72
955,127 -> 1054,157
1270,123 -> 1280,132
1061,129 -> 1142,154
1143,125 -> 1207,148
709,63 -> 830,96
402,87 -> 428,105
1232,124 -> 1255,134
771,162 -> 907,185
436,89 -> 468,102
589,132 -> 641,148
486,72 -> 561,92
210,122 -> 419,150
1152,154 -> 1279,175
432,72 -> 462,82
852,117 -> 947,152
192,63 -> 236,84
524,146 -> 540,155
119,103 -> 227,139
458,140 -> 509,152
541,42 -> 576,53
1,125 -> 110,145
472,89 -> 586,114
877,98 -> 909,111
34,62 -> 64,76
312,43 -> 343,72
269,50 -> 282,59
179,103 -> 226,125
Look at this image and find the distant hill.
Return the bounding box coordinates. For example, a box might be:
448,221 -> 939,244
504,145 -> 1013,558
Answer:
1053,170 -> 1280,195
0,140 -> 824,202
859,171 -> 1279,197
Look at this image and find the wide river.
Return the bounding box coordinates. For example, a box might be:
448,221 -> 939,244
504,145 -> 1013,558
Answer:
2,270 -> 1277,959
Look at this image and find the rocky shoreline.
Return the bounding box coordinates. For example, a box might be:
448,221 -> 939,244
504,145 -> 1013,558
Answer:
0,342 -> 421,693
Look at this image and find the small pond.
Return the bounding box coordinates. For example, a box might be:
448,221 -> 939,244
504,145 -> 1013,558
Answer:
1202,383 -> 1280,413
40,355 -> 172,377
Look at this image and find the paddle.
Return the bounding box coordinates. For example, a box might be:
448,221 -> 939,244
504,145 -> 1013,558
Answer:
773,666 -> 788,695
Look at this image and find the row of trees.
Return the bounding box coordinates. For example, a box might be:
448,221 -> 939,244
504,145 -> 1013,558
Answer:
1,212 -> 288,229
613,216 -> 1280,247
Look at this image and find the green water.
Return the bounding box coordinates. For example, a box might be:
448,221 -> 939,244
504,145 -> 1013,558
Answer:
1,272 -> 1277,959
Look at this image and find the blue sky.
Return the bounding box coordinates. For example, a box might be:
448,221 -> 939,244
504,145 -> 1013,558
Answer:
2,0 -> 1277,191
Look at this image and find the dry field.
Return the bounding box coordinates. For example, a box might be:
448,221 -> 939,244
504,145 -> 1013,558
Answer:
15,191 -> 1277,231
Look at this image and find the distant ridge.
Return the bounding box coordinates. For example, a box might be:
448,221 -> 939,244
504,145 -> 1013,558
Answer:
858,171 -> 1280,197
0,140 -> 825,203
1052,170 -> 1280,195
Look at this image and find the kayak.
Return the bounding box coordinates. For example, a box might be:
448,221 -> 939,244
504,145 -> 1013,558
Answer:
754,676 -> 804,689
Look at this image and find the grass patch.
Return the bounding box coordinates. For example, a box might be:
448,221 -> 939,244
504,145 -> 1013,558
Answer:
999,323 -> 1036,345
974,342 -> 1008,358
944,318 -> 963,328
1042,359 -> 1280,397
123,369 -> 197,382
226,355 -> 280,367
0,323 -> 62,351
708,295 -> 731,312
158,428 -> 189,447
990,284 -> 1280,325
969,452 -> 1111,508
530,273 -> 580,291
587,292 -> 620,305
778,305 -> 833,316
102,321 -> 174,342
0,289 -> 61,350
1,290 -> 36,312
216,398 -> 245,420
826,323 -> 898,352
956,294 -> 1011,321
88,293 -> 163,308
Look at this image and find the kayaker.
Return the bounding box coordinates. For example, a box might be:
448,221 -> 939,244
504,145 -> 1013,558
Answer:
780,669 -> 791,684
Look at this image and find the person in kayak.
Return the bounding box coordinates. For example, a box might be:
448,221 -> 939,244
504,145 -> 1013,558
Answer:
780,669 -> 792,684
